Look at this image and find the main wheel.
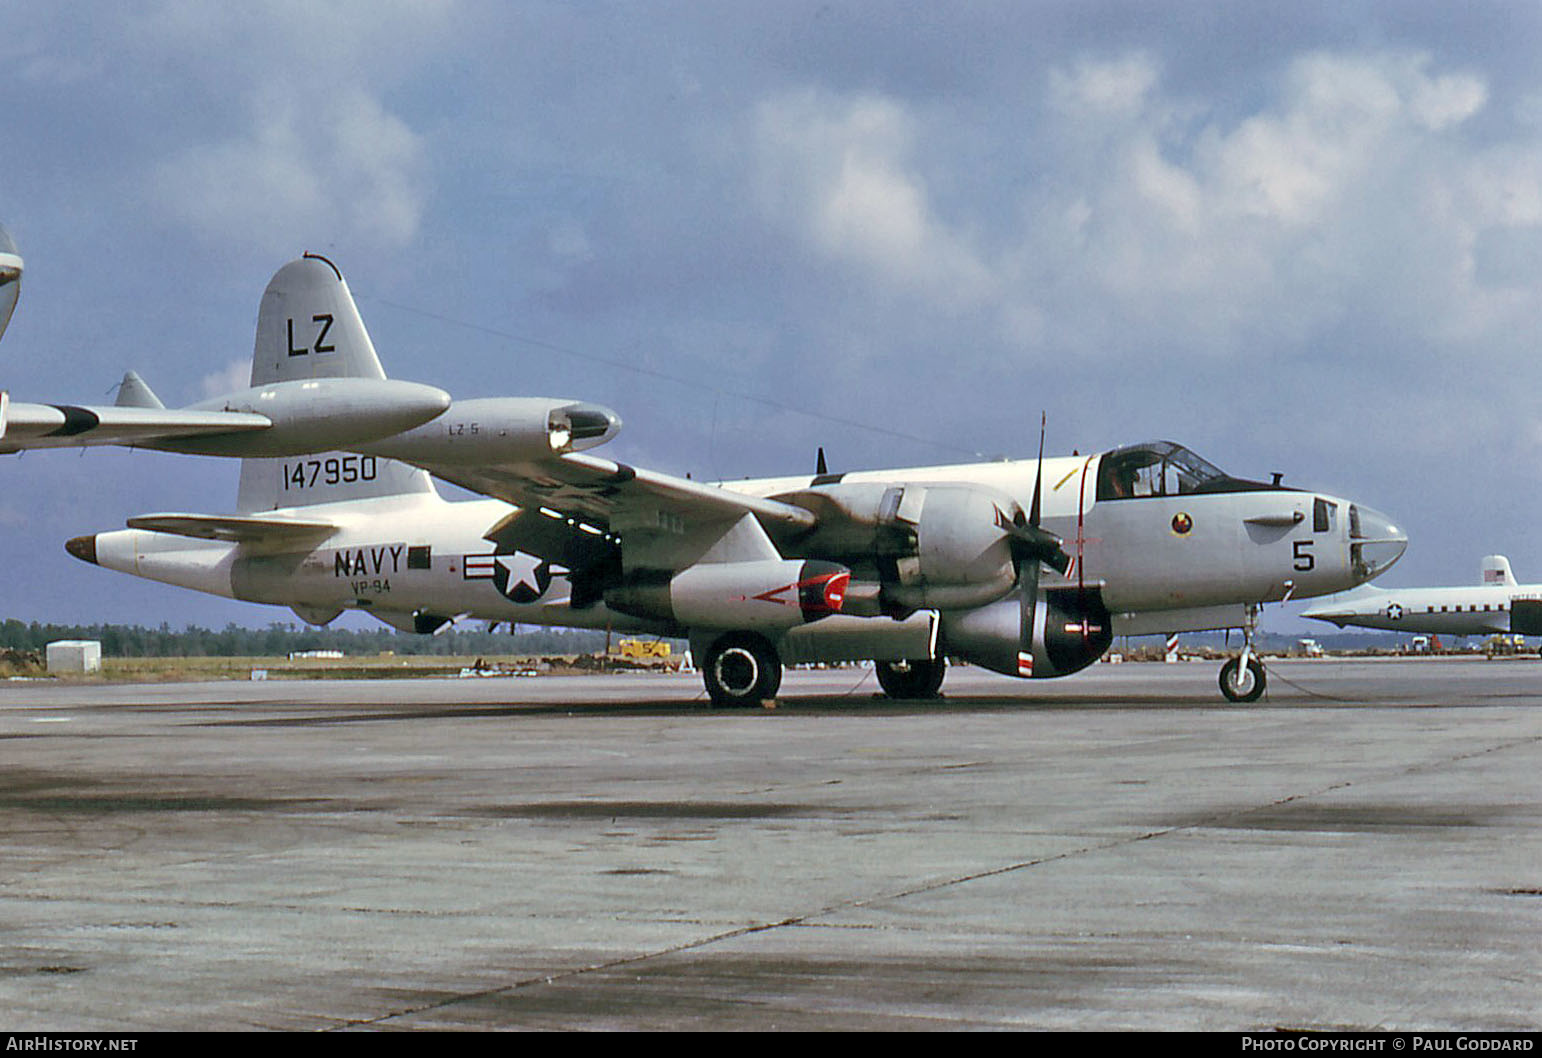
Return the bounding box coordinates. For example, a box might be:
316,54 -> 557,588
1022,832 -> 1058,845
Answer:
875,657 -> 947,700
702,632 -> 782,707
1218,656 -> 1266,702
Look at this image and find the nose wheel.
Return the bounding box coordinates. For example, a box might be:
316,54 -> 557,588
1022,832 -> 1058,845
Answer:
1218,655 -> 1266,702
1218,604 -> 1266,702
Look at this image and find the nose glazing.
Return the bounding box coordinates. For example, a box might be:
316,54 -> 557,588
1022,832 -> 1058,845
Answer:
1348,503 -> 1406,583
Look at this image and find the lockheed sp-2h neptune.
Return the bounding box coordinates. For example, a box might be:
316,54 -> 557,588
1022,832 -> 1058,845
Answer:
6,252 -> 1408,702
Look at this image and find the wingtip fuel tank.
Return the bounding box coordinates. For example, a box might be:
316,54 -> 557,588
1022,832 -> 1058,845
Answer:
159,377 -> 453,457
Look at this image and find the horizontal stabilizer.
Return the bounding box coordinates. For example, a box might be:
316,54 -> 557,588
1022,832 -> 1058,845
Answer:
125,512 -> 337,545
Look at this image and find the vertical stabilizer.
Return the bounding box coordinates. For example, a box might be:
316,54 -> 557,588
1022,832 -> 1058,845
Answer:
250,253 -> 386,385
238,253 -> 435,512
1481,555 -> 1516,587
237,452 -> 435,512
115,371 -> 165,409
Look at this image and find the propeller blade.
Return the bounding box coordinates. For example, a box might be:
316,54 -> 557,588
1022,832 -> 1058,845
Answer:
1007,521 -> 1072,575
1029,412 -> 1046,529
1009,412 -> 1070,573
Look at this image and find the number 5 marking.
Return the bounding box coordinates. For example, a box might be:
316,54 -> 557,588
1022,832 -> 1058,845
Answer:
1293,539 -> 1315,572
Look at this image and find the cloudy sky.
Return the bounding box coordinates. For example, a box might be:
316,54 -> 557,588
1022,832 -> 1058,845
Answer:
2,1 -> 1539,633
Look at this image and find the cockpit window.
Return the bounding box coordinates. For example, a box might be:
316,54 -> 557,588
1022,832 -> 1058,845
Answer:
1313,497 -> 1337,533
1096,442 -> 1236,501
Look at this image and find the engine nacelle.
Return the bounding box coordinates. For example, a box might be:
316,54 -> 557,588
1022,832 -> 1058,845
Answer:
777,482 -> 1022,611
606,559 -> 849,631
361,397 -> 621,464
940,586 -> 1112,679
161,378 -> 452,457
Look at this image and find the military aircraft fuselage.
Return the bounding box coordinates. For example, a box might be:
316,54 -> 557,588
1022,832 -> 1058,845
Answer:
741,441 -> 1402,628
73,441 -> 1405,649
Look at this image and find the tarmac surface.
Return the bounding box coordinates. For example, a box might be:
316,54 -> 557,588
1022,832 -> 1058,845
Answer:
1,656 -> 1538,1031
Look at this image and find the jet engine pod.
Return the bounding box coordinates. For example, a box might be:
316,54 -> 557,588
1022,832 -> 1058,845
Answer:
605,559 -> 850,631
940,585 -> 1112,679
362,397 -> 622,465
0,224 -> 23,347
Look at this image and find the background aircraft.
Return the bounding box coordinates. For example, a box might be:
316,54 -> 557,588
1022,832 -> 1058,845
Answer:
1303,555 -> 1541,640
0,225 -> 20,348
46,255 -> 1407,704
0,234 -> 450,459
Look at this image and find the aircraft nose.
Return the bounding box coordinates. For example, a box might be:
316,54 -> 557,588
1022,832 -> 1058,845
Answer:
65,535 -> 98,565
1348,504 -> 1405,583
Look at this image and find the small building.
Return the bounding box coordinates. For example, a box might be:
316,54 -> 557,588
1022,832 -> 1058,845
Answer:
46,640 -> 101,674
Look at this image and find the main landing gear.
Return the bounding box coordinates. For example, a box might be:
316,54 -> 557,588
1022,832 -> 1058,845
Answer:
701,632 -> 782,708
1218,605 -> 1267,703
875,657 -> 946,700
698,633 -> 949,707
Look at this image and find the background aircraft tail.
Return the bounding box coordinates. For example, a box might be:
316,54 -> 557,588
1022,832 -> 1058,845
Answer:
250,253 -> 386,384
1481,555 -> 1516,586
237,254 -> 436,512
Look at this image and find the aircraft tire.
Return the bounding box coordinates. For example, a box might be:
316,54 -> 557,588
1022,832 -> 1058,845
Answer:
875,657 -> 946,700
703,632 -> 782,707
1218,656 -> 1266,703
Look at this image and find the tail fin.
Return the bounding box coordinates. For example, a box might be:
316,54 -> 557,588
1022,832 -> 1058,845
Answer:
1481,555 -> 1517,587
116,370 -> 164,409
238,253 -> 435,512
251,253 -> 386,385
237,453 -> 436,512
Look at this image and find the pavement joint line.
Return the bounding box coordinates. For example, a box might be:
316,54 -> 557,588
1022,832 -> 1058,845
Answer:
325,784 -> 1354,1029
334,725 -> 1536,1030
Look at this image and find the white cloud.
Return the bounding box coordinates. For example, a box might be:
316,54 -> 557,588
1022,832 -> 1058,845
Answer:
752,90 -> 994,309
746,48 -> 1542,381
116,2 -> 450,257
1048,53 -> 1161,120
151,85 -> 427,256
197,357 -> 249,400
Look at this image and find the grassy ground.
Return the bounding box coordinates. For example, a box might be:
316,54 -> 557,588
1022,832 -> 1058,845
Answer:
4,654 -> 681,683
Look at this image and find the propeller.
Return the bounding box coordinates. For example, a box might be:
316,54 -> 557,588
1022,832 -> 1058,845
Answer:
1006,414 -> 1071,576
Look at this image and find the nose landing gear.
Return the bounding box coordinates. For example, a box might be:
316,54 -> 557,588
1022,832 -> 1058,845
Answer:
1219,604 -> 1267,702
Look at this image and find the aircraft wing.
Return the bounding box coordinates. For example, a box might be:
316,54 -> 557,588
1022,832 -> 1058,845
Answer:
0,401 -> 270,454
125,512 -> 337,545
419,450 -> 816,568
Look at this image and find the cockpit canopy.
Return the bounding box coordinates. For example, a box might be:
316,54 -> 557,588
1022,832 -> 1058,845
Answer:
1097,441 -> 1275,501
0,225 -> 22,347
